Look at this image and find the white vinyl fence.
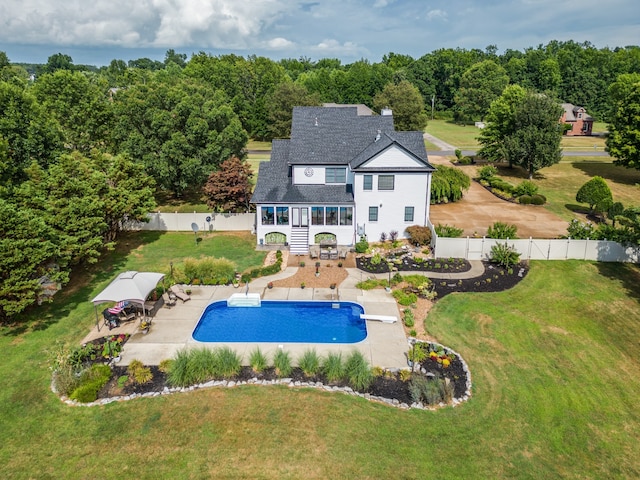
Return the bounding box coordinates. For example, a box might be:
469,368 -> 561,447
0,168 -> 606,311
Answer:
125,212 -> 255,232
433,235 -> 639,263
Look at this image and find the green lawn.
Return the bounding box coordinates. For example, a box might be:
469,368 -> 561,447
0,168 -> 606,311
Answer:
426,119 -> 482,149
1,233 -> 639,478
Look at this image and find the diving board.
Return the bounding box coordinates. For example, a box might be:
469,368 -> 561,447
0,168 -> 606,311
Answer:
360,314 -> 397,324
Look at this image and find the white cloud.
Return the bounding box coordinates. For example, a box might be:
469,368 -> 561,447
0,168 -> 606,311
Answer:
266,37 -> 295,49
0,0 -> 293,48
426,9 -> 448,21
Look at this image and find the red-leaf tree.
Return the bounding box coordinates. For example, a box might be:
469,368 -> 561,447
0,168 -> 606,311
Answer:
203,157 -> 254,212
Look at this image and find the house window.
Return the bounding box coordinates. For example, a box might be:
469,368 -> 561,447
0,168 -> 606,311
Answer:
404,206 -> 414,222
325,167 -> 346,184
378,175 -> 394,190
326,207 -> 338,225
369,206 -> 378,222
363,174 -> 373,191
261,206 -> 274,225
340,207 -> 353,225
276,207 -> 289,225
311,206 -> 324,225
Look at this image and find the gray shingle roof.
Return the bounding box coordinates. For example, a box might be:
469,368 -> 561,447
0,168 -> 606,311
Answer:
251,106 -> 434,204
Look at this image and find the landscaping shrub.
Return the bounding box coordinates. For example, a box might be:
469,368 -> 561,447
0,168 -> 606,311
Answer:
518,195 -> 532,204
405,225 -> 432,245
355,235 -> 369,254
187,347 -> 218,383
402,274 -> 432,289
344,351 -> 372,391
322,352 -> 344,383
434,223 -> 463,238
490,242 -> 521,268
530,194 -> 546,205
216,346 -> 242,378
69,364 -> 112,403
128,359 -> 153,384
478,165 -> 498,181
488,177 -> 514,194
249,347 -> 268,373
487,221 -> 518,239
183,256 -> 237,284
273,349 -> 293,377
565,219 -> 595,239
576,176 -> 613,211
298,349 -> 321,377
403,309 -> 415,327
392,289 -> 417,306
167,348 -> 191,387
514,180 -> 538,197
430,165 -> 471,203
355,279 -> 387,290
158,359 -> 173,373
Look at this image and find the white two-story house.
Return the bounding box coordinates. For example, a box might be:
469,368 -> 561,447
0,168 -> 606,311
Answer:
251,106 -> 435,254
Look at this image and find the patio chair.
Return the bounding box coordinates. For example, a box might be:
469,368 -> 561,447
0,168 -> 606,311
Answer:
162,292 -> 176,308
170,285 -> 191,302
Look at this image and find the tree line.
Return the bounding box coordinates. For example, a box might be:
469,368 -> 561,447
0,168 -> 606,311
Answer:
1,40 -> 640,321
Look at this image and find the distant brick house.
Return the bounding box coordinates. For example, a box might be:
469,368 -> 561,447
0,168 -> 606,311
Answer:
560,103 -> 594,136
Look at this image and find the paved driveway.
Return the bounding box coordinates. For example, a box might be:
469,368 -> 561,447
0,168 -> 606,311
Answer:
428,155 -> 568,239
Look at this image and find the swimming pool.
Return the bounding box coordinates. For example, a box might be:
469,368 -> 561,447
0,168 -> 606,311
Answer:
192,300 -> 367,343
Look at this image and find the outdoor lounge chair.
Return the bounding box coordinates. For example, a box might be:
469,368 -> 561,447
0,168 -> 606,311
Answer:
162,292 -> 176,307
170,285 -> 191,302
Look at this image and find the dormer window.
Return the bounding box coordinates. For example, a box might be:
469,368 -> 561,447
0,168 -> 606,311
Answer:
325,167 -> 346,183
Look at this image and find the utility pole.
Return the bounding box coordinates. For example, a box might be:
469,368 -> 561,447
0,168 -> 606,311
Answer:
431,95 -> 435,120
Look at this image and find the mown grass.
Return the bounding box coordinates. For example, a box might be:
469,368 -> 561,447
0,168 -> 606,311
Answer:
426,119 -> 481,149
1,232 -> 639,478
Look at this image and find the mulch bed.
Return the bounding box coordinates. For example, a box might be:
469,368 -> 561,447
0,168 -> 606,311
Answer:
356,255 -> 472,274
431,262 -> 528,298
96,362 -> 468,407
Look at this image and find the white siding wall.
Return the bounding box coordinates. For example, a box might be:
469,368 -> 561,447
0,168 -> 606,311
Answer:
353,172 -> 430,242
365,146 -> 424,168
292,165 -> 325,185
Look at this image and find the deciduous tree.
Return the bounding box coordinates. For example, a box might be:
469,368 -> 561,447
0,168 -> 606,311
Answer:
111,76 -> 247,196
203,157 -> 253,212
606,73 -> 640,170
454,60 -> 509,121
0,199 -> 64,322
265,82 -> 320,139
373,80 -> 428,131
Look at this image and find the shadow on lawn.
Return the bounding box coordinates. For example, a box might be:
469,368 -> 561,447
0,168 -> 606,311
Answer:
595,261 -> 640,304
2,232 -> 165,337
572,162 -> 640,186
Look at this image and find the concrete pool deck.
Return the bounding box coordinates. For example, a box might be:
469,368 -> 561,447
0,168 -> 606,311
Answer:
87,262 -> 485,370
106,268 -> 408,369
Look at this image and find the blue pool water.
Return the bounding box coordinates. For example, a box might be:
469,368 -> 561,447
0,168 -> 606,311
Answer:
192,300 -> 367,343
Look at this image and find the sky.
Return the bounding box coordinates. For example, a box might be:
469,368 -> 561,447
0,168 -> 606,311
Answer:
1,0 -> 638,66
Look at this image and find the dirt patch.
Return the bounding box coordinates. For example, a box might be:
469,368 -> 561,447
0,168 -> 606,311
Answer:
273,259 -> 349,289
427,158 -> 568,238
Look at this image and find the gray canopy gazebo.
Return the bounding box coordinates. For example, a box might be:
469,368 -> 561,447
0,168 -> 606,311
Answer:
91,271 -> 165,331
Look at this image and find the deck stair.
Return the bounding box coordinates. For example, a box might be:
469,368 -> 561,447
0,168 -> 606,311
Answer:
289,227 -> 309,255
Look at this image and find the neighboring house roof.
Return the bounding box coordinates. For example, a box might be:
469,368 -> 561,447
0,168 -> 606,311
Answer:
322,103 -> 375,116
561,103 -> 594,121
252,106 -> 434,204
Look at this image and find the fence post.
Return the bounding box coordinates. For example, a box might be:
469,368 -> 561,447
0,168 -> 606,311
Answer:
528,237 -> 532,260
